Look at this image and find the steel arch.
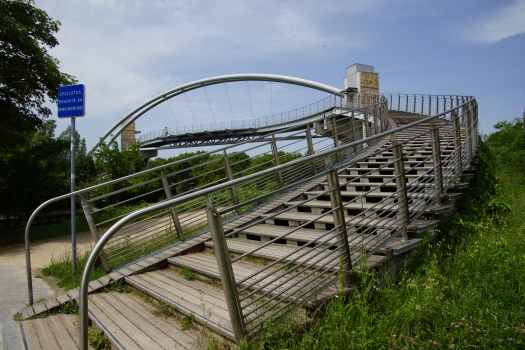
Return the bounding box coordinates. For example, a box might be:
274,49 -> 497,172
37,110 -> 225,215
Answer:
97,74 -> 343,151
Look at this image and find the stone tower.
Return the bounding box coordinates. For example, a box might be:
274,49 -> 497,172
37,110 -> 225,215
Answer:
121,121 -> 136,150
343,63 -> 379,95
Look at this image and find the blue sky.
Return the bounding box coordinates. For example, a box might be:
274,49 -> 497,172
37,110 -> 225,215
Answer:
36,0 -> 525,152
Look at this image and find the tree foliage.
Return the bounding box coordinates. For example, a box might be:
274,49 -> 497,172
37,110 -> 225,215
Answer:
0,120 -> 69,218
484,118 -> 525,172
0,0 -> 76,151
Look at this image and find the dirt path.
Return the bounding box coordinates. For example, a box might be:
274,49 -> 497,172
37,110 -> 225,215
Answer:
0,232 -> 95,350
0,231 -> 94,270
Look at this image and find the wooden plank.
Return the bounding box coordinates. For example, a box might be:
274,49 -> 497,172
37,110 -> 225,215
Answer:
125,271 -> 236,340
55,292 -> 71,304
97,275 -> 112,285
21,305 -> 35,319
27,317 -> 61,349
20,320 -> 40,349
125,263 -> 144,272
107,270 -> 125,281
66,287 -> 79,300
116,267 -> 135,276
31,301 -> 48,315
107,293 -> 202,349
89,295 -> 141,350
48,314 -> 79,350
88,279 -> 104,291
42,297 -> 59,310
140,271 -> 233,317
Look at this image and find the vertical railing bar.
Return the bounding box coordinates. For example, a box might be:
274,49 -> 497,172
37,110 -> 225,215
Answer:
205,195 -> 245,342
271,134 -> 284,187
306,124 -> 317,175
429,120 -> 443,205
391,134 -> 409,240
160,174 -> 185,241
80,199 -> 111,272
223,150 -> 242,215
325,157 -> 353,287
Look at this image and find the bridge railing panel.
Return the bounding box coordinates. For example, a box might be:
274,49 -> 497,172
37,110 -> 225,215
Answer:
78,94 -> 478,345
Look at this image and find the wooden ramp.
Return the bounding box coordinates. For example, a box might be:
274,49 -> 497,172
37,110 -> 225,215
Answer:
20,314 -> 92,350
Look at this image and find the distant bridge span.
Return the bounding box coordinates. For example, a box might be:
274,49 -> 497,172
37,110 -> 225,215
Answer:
96,74 -> 344,152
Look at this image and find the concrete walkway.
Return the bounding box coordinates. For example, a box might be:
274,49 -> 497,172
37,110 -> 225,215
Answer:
0,267 -> 55,350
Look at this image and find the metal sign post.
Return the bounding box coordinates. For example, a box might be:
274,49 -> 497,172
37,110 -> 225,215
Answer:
58,84 -> 85,271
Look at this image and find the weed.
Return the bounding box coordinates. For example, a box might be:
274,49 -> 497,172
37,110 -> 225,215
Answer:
41,250 -> 106,290
181,314 -> 194,330
13,312 -> 22,322
180,265 -> 196,281
88,328 -> 111,350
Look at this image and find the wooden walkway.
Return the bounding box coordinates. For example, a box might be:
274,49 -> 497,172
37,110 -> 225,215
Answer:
19,111 -> 477,349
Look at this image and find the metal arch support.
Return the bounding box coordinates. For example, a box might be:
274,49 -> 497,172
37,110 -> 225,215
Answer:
95,74 -> 343,152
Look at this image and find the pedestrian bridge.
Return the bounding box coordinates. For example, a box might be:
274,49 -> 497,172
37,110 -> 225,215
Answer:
21,71 -> 478,349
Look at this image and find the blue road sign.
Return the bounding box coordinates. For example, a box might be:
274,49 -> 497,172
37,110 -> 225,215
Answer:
58,84 -> 85,118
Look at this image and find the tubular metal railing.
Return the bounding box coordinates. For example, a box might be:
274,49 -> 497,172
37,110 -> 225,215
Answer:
78,94 -> 478,347
24,93 -> 385,304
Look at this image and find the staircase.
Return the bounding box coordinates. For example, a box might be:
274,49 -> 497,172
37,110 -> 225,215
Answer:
19,97 -> 479,349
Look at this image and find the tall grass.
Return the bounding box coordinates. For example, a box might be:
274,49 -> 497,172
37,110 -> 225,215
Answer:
41,250 -> 106,290
244,138 -> 525,348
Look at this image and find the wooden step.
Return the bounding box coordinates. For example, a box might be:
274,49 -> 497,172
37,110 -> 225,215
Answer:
20,314 -> 91,350
262,211 -> 438,234
261,211 -> 404,233
303,190 -> 433,200
125,270 -> 239,341
205,238 -> 387,271
168,252 -> 327,307
284,199 -> 438,215
232,223 -> 406,252
88,292 -> 204,350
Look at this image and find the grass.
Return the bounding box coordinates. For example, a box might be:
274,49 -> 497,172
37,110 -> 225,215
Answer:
41,250 -> 106,290
240,140 -> 525,349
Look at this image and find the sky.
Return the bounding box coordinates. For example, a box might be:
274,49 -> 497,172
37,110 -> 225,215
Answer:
35,0 -> 525,153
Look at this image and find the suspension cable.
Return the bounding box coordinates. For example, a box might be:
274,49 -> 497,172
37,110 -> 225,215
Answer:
247,80 -> 254,119
183,92 -> 198,125
254,81 -> 270,118
203,86 -> 218,128
224,83 -> 235,120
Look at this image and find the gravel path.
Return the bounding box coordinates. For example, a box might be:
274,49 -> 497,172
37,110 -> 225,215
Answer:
0,232 -> 94,350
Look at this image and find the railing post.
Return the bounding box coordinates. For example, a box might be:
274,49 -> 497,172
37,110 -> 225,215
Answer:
391,134 -> 409,240
332,116 -> 340,162
223,150 -> 242,215
271,135 -> 284,187
205,196 -> 245,342
429,121 -> 443,205
160,174 -> 185,241
350,112 -> 358,153
306,124 -> 317,175
453,111 -> 463,175
363,108 -> 369,139
80,199 -> 111,272
373,104 -> 380,135
324,158 -> 353,287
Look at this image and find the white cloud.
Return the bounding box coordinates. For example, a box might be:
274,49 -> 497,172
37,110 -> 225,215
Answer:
465,0 -> 525,43
36,0 -> 373,122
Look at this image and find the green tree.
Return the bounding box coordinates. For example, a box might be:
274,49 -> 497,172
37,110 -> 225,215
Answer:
0,0 -> 76,152
58,126 -> 96,185
485,118 -> 525,172
0,121 -> 69,218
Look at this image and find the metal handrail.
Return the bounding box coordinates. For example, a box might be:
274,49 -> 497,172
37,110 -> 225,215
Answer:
24,93 -> 386,304
78,95 -> 477,348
